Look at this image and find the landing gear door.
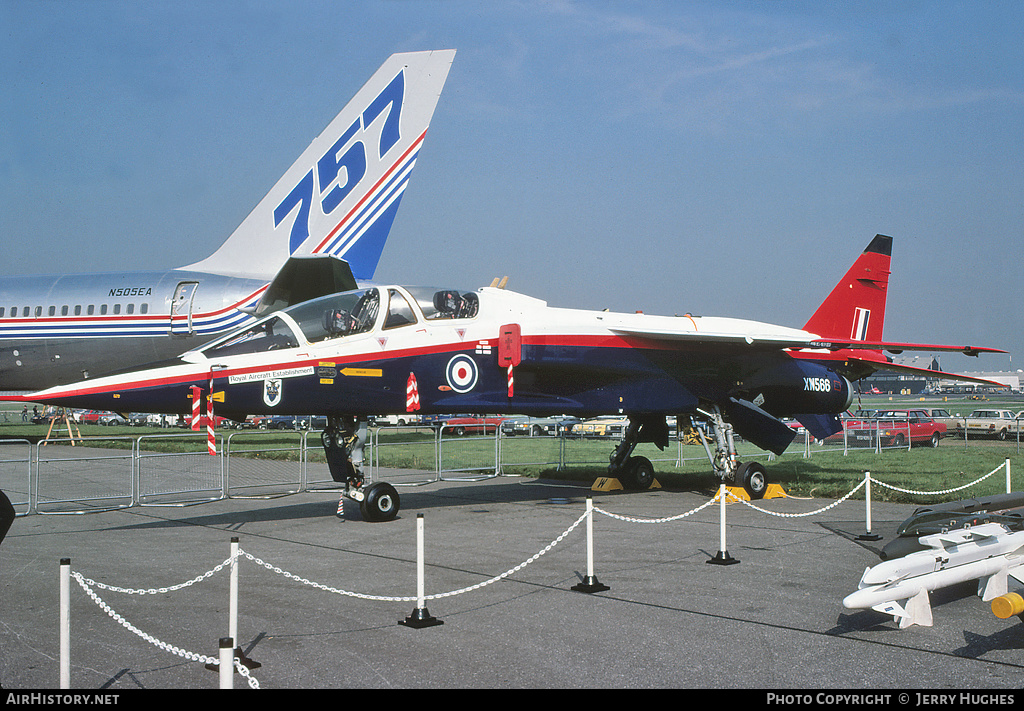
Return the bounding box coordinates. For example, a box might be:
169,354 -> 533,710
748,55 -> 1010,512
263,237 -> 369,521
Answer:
498,324 -> 521,367
170,281 -> 199,335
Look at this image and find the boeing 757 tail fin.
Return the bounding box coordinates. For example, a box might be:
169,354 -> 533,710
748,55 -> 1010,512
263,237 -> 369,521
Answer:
183,50 -> 456,280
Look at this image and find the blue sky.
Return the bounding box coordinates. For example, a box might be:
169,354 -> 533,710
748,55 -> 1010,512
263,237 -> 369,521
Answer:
1,1 -> 1021,374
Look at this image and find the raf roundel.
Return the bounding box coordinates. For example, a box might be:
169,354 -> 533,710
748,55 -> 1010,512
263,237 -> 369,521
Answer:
445,354 -> 478,393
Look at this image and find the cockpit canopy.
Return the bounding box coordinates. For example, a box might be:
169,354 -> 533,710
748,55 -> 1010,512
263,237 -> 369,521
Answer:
194,286 -> 478,360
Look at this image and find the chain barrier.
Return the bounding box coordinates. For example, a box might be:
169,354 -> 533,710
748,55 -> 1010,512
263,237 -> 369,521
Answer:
76,555 -> 236,595
729,479 -> 867,517
867,461 -> 1003,497
62,511 -> 588,687
239,510 -> 589,602
59,458 -> 1010,688
70,569 -> 259,689
593,496 -> 717,523
712,460 -> 1006,520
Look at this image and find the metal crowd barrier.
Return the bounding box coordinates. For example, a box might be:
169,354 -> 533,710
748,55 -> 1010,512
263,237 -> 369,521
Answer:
9,413 -> 1024,515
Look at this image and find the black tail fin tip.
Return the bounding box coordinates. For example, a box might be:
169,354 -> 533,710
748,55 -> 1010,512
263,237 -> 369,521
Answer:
866,234 -> 892,256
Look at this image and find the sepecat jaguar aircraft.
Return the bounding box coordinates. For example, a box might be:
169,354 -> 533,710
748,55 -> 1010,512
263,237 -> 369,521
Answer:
4,235 -> 1004,520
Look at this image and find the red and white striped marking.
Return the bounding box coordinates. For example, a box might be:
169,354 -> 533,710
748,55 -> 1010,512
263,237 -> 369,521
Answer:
406,372 -> 420,412
206,395 -> 216,456
191,386 -> 202,430
507,364 -> 514,398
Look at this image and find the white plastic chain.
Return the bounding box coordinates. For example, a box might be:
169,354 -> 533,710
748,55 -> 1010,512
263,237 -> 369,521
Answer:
593,496 -> 717,523
62,459 -> 1006,690
239,510 -> 589,602
71,571 -> 260,689
76,555 -> 235,595
731,478 -> 867,518
867,462 -> 1001,496
720,461 -> 1003,518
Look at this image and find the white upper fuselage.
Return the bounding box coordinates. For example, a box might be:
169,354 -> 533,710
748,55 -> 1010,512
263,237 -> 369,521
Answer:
19,285 -> 823,409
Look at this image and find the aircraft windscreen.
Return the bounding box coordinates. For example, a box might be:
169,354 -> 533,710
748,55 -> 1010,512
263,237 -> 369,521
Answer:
202,315 -> 299,357
405,287 -> 479,320
286,288 -> 381,343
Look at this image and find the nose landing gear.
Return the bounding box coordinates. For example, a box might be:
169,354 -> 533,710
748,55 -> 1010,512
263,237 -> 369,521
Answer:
322,416 -> 401,521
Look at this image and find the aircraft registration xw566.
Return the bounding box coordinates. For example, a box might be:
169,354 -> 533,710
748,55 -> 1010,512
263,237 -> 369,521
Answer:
0,50 -> 455,392
6,235 -> 1003,520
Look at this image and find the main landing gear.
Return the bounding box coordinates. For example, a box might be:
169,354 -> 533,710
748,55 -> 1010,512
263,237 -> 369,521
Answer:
690,406 -> 768,500
609,409 -> 768,500
608,415 -> 665,490
322,416 -> 401,522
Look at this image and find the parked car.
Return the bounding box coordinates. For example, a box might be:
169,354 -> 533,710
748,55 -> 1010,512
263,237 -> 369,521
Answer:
843,409 -> 946,448
577,416 -> 629,438
229,415 -> 261,429
293,415 -> 329,430
255,414 -> 299,430
30,408 -> 59,425
74,410 -> 104,424
371,414 -> 420,427
501,415 -> 579,437
438,415 -> 509,436
146,413 -> 175,428
955,409 -> 1019,440
920,408 -> 960,432
99,413 -> 127,426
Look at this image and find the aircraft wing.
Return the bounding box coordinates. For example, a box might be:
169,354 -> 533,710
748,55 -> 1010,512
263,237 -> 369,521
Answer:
609,323 -> 1005,387
607,324 -> 815,350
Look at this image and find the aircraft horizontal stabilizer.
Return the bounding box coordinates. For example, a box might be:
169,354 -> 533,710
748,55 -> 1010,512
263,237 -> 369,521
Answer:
807,339 -> 1005,356
843,357 -> 1006,388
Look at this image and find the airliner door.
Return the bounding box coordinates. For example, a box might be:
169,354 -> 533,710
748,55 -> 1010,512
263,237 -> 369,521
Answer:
170,281 -> 199,335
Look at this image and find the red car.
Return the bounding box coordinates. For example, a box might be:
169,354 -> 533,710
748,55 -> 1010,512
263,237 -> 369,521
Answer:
844,409 -> 946,448
74,410 -> 105,424
438,415 -> 509,436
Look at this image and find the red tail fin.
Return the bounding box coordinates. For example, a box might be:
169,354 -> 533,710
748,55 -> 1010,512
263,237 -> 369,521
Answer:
803,234 -> 891,341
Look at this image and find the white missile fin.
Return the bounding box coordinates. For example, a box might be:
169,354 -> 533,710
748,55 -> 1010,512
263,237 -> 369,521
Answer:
871,600 -> 906,619
980,569 -> 1009,602
1009,566 -> 1024,586
901,589 -> 933,628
